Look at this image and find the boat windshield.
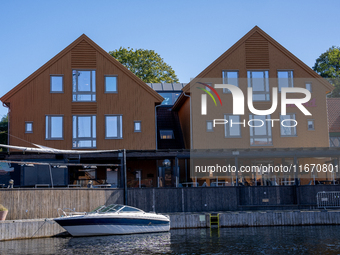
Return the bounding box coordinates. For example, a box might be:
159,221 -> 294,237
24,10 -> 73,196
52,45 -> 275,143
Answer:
89,204 -> 123,214
89,204 -> 144,214
89,205 -> 105,213
99,204 -> 124,213
119,206 -> 143,213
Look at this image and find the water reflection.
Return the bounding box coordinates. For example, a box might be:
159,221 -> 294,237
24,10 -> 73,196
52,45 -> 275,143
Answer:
171,227 -> 340,254
1,226 -> 340,254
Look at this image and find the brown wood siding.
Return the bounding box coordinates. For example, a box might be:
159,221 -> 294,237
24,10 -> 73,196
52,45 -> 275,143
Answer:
245,32 -> 269,69
71,103 -> 97,114
8,51 -> 73,149
95,52 -> 157,150
186,31 -> 330,149
6,39 -> 158,150
71,40 -> 96,69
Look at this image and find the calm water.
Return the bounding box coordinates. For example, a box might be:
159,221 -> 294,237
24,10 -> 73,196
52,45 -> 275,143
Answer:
1,226 -> 340,255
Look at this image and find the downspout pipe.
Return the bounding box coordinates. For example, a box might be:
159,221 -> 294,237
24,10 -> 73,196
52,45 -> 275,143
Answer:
326,91 -> 333,147
123,149 -> 127,205
155,104 -> 162,150
2,103 -> 10,147
182,92 -> 192,149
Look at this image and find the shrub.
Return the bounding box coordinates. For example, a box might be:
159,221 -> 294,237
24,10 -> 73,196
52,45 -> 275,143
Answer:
0,204 -> 8,211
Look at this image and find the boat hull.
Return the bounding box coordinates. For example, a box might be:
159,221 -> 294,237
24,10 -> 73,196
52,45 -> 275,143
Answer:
60,224 -> 170,236
54,216 -> 170,236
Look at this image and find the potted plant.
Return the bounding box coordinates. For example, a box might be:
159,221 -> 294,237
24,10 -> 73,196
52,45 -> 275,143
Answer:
0,204 -> 8,221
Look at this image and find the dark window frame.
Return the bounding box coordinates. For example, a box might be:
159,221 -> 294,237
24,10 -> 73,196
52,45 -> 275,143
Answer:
277,70 -> 294,92
50,75 -> 64,93
280,113 -> 297,137
160,130 -> 174,139
134,121 -> 141,133
249,114 -> 273,146
222,70 -> 239,93
105,115 -> 123,139
45,115 -> 64,140
73,115 -> 97,148
307,119 -> 315,131
104,75 -> 118,93
224,114 -> 242,138
247,70 -> 270,101
305,82 -> 312,92
72,69 -> 96,102
25,121 -> 33,134
206,120 -> 213,132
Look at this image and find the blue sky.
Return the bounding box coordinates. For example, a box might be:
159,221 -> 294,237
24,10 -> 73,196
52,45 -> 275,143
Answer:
0,0 -> 339,118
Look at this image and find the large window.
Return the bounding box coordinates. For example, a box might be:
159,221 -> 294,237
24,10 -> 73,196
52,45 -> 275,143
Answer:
224,115 -> 241,137
50,75 -> 63,93
105,76 -> 117,93
278,70 -> 294,91
222,71 -> 238,93
46,115 -> 63,140
280,114 -> 297,136
72,70 -> 96,101
249,115 -> 272,146
105,115 -> 123,139
73,115 -> 96,148
247,71 -> 270,101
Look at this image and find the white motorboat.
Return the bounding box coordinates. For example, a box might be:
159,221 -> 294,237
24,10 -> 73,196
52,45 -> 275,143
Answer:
54,204 -> 170,237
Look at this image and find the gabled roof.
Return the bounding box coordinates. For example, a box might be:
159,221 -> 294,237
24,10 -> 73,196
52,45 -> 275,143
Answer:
327,98 -> 340,132
1,34 -> 163,103
182,26 -> 334,93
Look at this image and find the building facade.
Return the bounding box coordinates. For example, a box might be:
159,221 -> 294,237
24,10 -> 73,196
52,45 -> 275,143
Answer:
1,34 -> 163,151
327,98 -> 340,147
0,27 -> 338,189
174,26 -> 333,150
173,26 -> 336,186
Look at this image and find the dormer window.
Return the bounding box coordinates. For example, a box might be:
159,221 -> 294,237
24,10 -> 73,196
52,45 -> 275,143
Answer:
72,70 -> 96,101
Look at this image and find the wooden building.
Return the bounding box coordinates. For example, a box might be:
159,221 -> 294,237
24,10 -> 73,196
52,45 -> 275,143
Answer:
0,35 -> 177,188
172,26 -> 336,186
0,27 -> 338,189
173,26 -> 333,150
1,34 -> 163,151
327,98 -> 340,147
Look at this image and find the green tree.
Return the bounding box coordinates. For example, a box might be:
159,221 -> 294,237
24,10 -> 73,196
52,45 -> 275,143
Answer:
313,46 -> 340,97
109,47 -> 179,83
0,114 -> 8,148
